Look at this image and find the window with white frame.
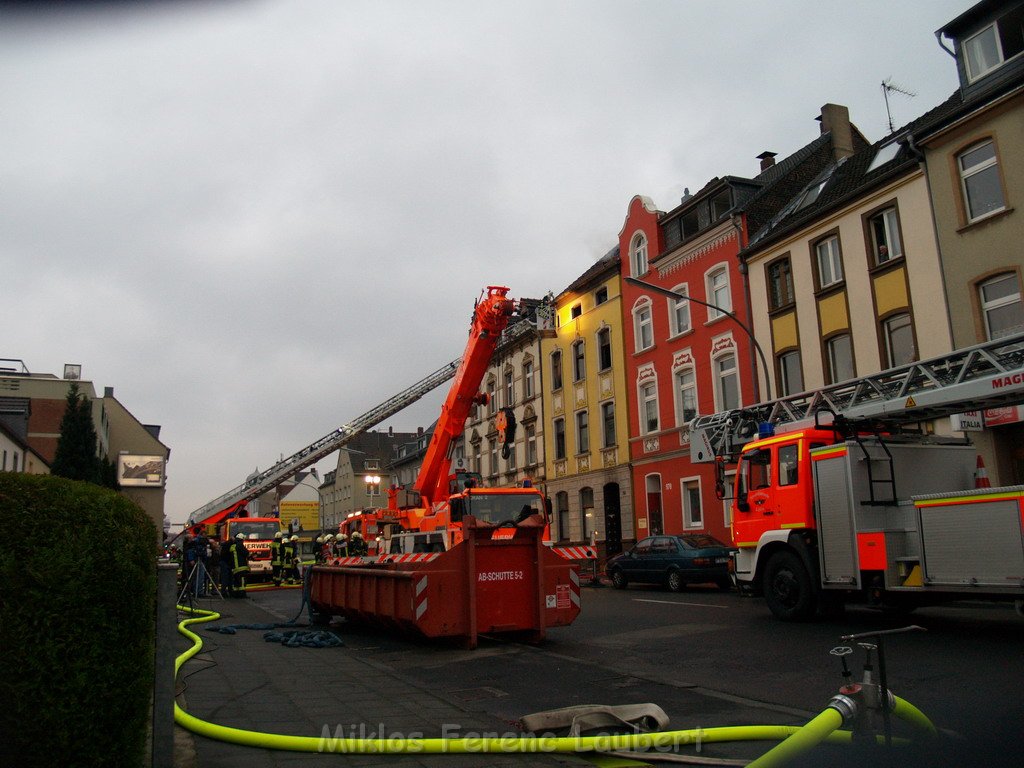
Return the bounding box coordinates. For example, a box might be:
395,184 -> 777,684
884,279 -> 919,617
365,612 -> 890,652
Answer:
815,235 -> 844,288
553,417 -> 566,460
958,140 -> 1006,222
572,339 -> 585,382
575,409 -> 590,454
826,333 -> 855,384
669,283 -> 691,336
962,7 -> 1024,82
550,350 -> 563,391
486,379 -> 496,415
489,439 -> 498,476
979,273 -> 1024,340
868,207 -> 903,265
601,400 -> 616,448
504,369 -> 514,406
640,381 -> 659,434
778,350 -> 804,396
634,301 -> 654,351
523,360 -> 534,398
597,327 -> 612,371
595,286 -> 609,305
682,478 -> 702,529
706,267 -> 730,319
715,353 -> 740,411
473,442 -> 481,473
674,366 -> 698,425
526,425 -> 537,465
631,232 -> 648,277
506,439 -> 516,470
883,313 -> 915,367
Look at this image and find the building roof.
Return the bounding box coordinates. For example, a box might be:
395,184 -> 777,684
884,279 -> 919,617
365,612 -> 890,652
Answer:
740,94 -> 965,256
559,245 -> 621,299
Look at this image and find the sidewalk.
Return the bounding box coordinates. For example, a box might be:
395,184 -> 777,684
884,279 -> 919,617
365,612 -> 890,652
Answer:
172,592 -> 583,768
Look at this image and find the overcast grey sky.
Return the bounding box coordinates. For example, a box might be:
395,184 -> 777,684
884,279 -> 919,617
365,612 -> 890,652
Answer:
1,0 -> 967,525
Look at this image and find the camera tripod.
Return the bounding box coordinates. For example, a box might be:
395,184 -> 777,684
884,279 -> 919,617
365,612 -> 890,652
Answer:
177,559 -> 224,607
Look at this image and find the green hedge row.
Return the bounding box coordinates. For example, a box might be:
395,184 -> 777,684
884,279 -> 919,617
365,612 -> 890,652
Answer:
0,473 -> 157,767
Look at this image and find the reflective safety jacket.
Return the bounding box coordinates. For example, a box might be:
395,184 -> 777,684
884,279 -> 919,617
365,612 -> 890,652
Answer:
282,540 -> 295,565
230,540 -> 250,574
270,539 -> 283,567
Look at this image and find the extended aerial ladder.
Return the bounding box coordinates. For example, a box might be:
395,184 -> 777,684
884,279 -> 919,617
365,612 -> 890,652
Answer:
689,331 -> 1024,466
187,358 -> 463,527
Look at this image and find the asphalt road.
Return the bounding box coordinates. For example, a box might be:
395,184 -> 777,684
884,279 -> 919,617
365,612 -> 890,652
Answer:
255,582 -> 1024,766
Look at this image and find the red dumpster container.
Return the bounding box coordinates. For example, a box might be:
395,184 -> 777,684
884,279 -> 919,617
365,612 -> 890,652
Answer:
309,521 -> 580,648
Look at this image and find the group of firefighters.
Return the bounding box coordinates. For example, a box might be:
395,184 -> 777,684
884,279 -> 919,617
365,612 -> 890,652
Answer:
314,531 -> 367,563
186,527 -> 370,598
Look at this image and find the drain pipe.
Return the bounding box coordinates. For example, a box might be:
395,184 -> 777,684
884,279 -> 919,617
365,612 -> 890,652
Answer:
733,214 -> 763,402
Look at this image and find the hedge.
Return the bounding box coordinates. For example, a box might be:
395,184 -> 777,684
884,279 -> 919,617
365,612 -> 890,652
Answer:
0,473 -> 157,767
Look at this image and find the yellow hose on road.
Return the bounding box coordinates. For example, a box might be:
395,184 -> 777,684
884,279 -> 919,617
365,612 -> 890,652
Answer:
745,707 -> 844,768
173,605 -> 916,758
892,694 -> 938,735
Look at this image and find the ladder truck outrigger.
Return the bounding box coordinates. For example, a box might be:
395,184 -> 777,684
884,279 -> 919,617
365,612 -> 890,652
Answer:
311,287 -> 579,647
688,332 -> 1024,620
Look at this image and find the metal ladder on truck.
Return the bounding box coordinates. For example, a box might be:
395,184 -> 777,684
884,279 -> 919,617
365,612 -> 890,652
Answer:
187,358 -> 463,526
688,331 -> 1024,465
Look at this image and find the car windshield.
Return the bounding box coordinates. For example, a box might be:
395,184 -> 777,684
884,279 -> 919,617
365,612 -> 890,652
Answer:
465,492 -> 544,525
230,521 -> 280,540
680,534 -> 728,549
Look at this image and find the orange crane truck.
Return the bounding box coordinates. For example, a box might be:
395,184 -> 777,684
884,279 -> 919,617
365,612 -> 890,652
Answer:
689,332 -> 1024,620
310,287 -> 579,647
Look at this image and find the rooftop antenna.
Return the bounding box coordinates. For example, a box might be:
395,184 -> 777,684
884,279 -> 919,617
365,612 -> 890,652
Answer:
881,78 -> 917,133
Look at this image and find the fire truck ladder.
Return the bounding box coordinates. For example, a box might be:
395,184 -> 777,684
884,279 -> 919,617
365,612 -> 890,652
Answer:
689,330 -> 1024,465
187,358 -> 462,526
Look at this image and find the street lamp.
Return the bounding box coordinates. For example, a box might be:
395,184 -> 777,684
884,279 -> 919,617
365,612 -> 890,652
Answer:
364,474 -> 381,500
625,276 -> 773,401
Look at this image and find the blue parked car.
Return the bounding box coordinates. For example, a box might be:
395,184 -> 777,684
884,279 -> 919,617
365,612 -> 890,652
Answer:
606,534 -> 735,592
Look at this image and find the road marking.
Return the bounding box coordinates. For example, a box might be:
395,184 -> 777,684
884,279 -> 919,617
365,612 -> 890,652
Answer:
633,598 -> 730,609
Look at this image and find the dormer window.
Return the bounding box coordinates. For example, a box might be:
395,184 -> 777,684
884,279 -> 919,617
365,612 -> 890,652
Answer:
962,7 -> 1024,82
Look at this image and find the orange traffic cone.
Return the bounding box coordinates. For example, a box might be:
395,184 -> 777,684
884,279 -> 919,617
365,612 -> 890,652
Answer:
975,455 -> 991,489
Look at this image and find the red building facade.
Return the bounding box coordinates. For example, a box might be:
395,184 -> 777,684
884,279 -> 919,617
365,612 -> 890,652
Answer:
617,105 -> 863,544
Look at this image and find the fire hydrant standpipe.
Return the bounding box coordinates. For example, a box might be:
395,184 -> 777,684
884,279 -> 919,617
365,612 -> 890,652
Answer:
174,604 -> 935,759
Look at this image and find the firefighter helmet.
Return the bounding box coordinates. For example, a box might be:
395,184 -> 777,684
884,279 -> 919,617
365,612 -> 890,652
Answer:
274,531 -> 283,539
316,535 -> 324,544
235,533 -> 245,540
337,533 -> 348,540
290,535 -> 299,542
351,531 -> 363,539
324,533 -> 334,541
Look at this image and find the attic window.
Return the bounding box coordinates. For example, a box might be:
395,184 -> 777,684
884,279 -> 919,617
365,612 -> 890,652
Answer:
963,6 -> 1024,82
571,303 -> 582,319
867,142 -> 901,172
796,180 -> 827,211
711,189 -> 732,221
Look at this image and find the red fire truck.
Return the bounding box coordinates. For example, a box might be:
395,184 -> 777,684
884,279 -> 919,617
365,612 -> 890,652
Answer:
688,332 -> 1024,620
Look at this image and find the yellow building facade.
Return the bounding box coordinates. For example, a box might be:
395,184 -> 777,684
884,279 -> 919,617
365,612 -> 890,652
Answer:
541,250 -> 634,555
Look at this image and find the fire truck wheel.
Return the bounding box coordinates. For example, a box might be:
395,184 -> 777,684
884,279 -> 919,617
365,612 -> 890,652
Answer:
667,570 -> 684,593
763,550 -> 815,621
610,569 -> 628,589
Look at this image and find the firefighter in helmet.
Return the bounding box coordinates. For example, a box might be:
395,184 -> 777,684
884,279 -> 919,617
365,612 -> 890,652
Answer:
322,533 -> 335,563
270,531 -> 284,586
349,530 -> 367,556
287,534 -> 301,583
314,535 -> 325,564
334,532 -> 349,558
230,532 -> 251,598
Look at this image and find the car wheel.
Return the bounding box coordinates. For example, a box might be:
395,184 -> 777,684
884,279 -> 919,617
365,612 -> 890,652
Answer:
610,569 -> 628,589
762,550 -> 816,621
667,570 -> 684,593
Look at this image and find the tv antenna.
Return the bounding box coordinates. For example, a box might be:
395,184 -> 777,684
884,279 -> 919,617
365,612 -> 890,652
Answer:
881,78 -> 917,133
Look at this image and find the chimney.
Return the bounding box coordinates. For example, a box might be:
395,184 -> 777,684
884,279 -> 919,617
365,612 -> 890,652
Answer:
417,426 -> 424,436
388,426 -> 393,436
819,103 -> 854,161
104,386 -> 114,397
757,151 -> 777,171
